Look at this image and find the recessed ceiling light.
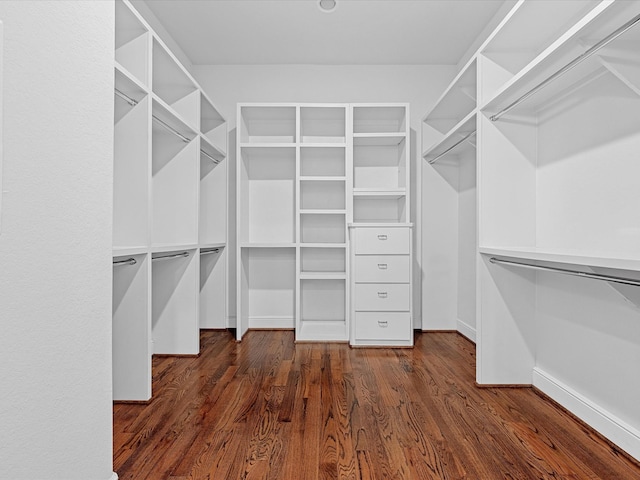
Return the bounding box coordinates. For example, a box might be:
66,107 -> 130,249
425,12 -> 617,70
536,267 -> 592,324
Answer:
318,0 -> 337,13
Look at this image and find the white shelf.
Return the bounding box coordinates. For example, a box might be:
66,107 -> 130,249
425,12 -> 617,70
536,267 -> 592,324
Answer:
479,246 -> 640,272
115,0 -> 149,88
423,57 -> 477,135
151,244 -> 199,254
300,176 -> 346,182
353,133 -> 406,146
300,272 -> 347,280
481,1 -> 640,118
240,243 -> 296,248
353,188 -> 406,199
152,97 -> 198,141
113,246 -> 148,257
200,135 -> 226,163
422,110 -> 476,161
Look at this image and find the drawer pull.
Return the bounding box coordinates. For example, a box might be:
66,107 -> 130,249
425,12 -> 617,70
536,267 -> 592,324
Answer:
377,292 -> 388,298
378,320 -> 389,328
377,234 -> 388,240
377,263 -> 388,269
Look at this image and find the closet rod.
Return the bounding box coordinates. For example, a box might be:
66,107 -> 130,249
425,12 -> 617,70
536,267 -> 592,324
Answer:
114,88 -> 138,107
200,149 -> 220,164
113,257 -> 137,267
200,248 -> 220,255
152,116 -> 191,144
428,130 -> 476,164
490,13 -> 640,122
489,257 -> 640,287
153,251 -> 189,261
114,88 -> 191,143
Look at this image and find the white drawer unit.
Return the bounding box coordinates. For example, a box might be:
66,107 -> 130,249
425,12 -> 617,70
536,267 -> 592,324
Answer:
354,283 -> 410,311
349,224 -> 413,347
353,227 -> 410,255
354,255 -> 410,283
355,312 -> 412,341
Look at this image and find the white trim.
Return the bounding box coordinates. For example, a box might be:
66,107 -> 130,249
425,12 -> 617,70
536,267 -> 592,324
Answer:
108,473 -> 119,480
248,316 -> 295,329
533,367 -> 640,461
456,319 -> 476,343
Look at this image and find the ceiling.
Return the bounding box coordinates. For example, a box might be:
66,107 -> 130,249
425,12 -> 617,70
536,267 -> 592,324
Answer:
142,0 -> 508,66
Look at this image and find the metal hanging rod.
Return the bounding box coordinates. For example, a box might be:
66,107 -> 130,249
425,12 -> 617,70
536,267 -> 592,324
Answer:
200,149 -> 220,164
153,251 -> 190,261
113,257 -> 137,267
114,88 -> 192,144
428,130 -> 476,164
200,248 -> 220,255
490,13 -> 640,122
152,115 -> 191,144
489,257 -> 640,287
114,88 -> 138,107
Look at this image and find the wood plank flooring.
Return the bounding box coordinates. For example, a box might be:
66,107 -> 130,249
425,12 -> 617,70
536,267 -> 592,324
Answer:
113,330 -> 640,479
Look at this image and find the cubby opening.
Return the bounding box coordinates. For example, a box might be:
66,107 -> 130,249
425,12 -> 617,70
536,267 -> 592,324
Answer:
238,146 -> 296,245
300,279 -> 346,322
199,152 -> 226,245
300,146 -> 345,177
353,105 -> 407,134
201,94 -> 227,155
300,179 -> 345,211
424,59 -> 477,136
115,0 -> 149,86
353,196 -> 407,224
151,115 -> 198,247
152,39 -> 199,128
300,213 -> 346,244
300,247 -> 346,275
240,105 -> 296,144
239,247 -> 296,329
300,106 -> 346,143
112,253 -> 151,401
151,250 -> 199,355
114,89 -> 149,249
353,137 -> 406,190
200,247 -> 226,329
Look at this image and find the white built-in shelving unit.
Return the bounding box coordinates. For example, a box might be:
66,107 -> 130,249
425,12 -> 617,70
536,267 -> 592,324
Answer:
112,0 -> 227,401
422,0 -> 640,461
237,103 -> 412,345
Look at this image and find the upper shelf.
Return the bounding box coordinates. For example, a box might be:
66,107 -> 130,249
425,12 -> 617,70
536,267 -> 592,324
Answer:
239,104 -> 297,144
479,246 -> 640,273
423,58 -> 477,135
115,0 -> 149,88
481,1 -> 640,120
423,110 -> 476,163
352,105 -> 407,134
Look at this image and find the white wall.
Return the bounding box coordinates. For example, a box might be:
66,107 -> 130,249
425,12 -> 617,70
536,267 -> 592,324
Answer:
194,64 -> 455,328
0,2 -> 115,479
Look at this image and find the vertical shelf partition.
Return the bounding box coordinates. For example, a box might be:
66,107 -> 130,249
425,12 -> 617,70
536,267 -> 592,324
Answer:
112,0 -> 227,401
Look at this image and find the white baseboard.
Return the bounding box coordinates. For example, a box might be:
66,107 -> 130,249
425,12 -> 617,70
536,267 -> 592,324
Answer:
456,319 -> 476,343
248,316 -> 294,329
533,367 -> 640,461
108,473 -> 118,480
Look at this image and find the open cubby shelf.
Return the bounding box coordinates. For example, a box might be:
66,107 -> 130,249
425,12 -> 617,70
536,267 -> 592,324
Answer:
237,103 -> 409,342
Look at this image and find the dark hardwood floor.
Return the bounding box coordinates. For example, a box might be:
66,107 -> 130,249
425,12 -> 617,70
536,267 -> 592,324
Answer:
113,330 -> 640,479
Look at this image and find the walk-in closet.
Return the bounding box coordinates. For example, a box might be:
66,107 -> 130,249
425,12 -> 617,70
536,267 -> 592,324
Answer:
2,1 -> 640,478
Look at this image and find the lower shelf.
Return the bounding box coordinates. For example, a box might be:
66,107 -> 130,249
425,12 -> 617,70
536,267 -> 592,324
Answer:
296,320 -> 349,342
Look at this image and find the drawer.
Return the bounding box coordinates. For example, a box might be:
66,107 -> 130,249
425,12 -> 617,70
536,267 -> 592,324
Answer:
353,227 -> 410,254
355,312 -> 411,341
354,255 -> 410,283
354,283 -> 410,311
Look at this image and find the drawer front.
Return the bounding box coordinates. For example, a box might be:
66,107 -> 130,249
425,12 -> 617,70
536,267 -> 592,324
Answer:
354,255 -> 410,283
354,283 -> 410,311
354,227 -> 410,254
355,312 -> 411,341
